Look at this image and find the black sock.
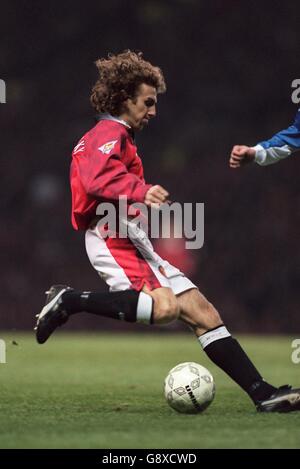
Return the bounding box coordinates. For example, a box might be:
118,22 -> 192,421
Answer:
199,326 -> 277,403
61,289 -> 153,324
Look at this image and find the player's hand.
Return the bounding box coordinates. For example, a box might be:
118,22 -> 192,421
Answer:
144,185 -> 169,208
229,145 -> 255,168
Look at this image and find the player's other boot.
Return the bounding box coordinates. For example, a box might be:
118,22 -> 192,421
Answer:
256,385 -> 300,412
34,285 -> 73,344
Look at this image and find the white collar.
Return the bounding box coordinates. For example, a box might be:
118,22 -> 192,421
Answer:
98,113 -> 131,129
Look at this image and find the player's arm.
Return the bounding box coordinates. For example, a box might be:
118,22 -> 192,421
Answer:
230,109 -> 300,168
78,136 -> 169,207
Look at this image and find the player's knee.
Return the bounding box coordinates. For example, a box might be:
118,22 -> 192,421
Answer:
153,296 -> 179,324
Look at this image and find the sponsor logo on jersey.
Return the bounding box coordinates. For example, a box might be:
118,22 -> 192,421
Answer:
98,140 -> 118,155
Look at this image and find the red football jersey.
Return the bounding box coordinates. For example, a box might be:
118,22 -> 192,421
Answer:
70,118 -> 152,230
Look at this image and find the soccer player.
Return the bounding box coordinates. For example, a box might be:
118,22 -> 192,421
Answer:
35,51 -> 300,412
230,109 -> 300,168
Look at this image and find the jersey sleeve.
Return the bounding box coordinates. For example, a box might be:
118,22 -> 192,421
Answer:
253,109 -> 300,166
76,134 -> 152,203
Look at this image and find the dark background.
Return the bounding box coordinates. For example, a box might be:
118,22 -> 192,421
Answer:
1,0 -> 300,332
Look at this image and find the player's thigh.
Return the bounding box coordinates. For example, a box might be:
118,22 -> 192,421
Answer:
142,285 -> 179,324
177,288 -> 223,336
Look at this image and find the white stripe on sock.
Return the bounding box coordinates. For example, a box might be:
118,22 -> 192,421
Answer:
136,292 -> 153,324
198,326 -> 231,349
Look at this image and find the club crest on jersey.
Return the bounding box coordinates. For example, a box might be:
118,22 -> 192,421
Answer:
98,140 -> 118,155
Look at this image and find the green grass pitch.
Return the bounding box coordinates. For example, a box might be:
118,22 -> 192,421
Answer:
1,332 -> 300,448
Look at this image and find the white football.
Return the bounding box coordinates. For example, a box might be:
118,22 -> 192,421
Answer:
164,362 -> 215,414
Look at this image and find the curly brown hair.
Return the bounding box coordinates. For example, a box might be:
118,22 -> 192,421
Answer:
90,50 -> 166,115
